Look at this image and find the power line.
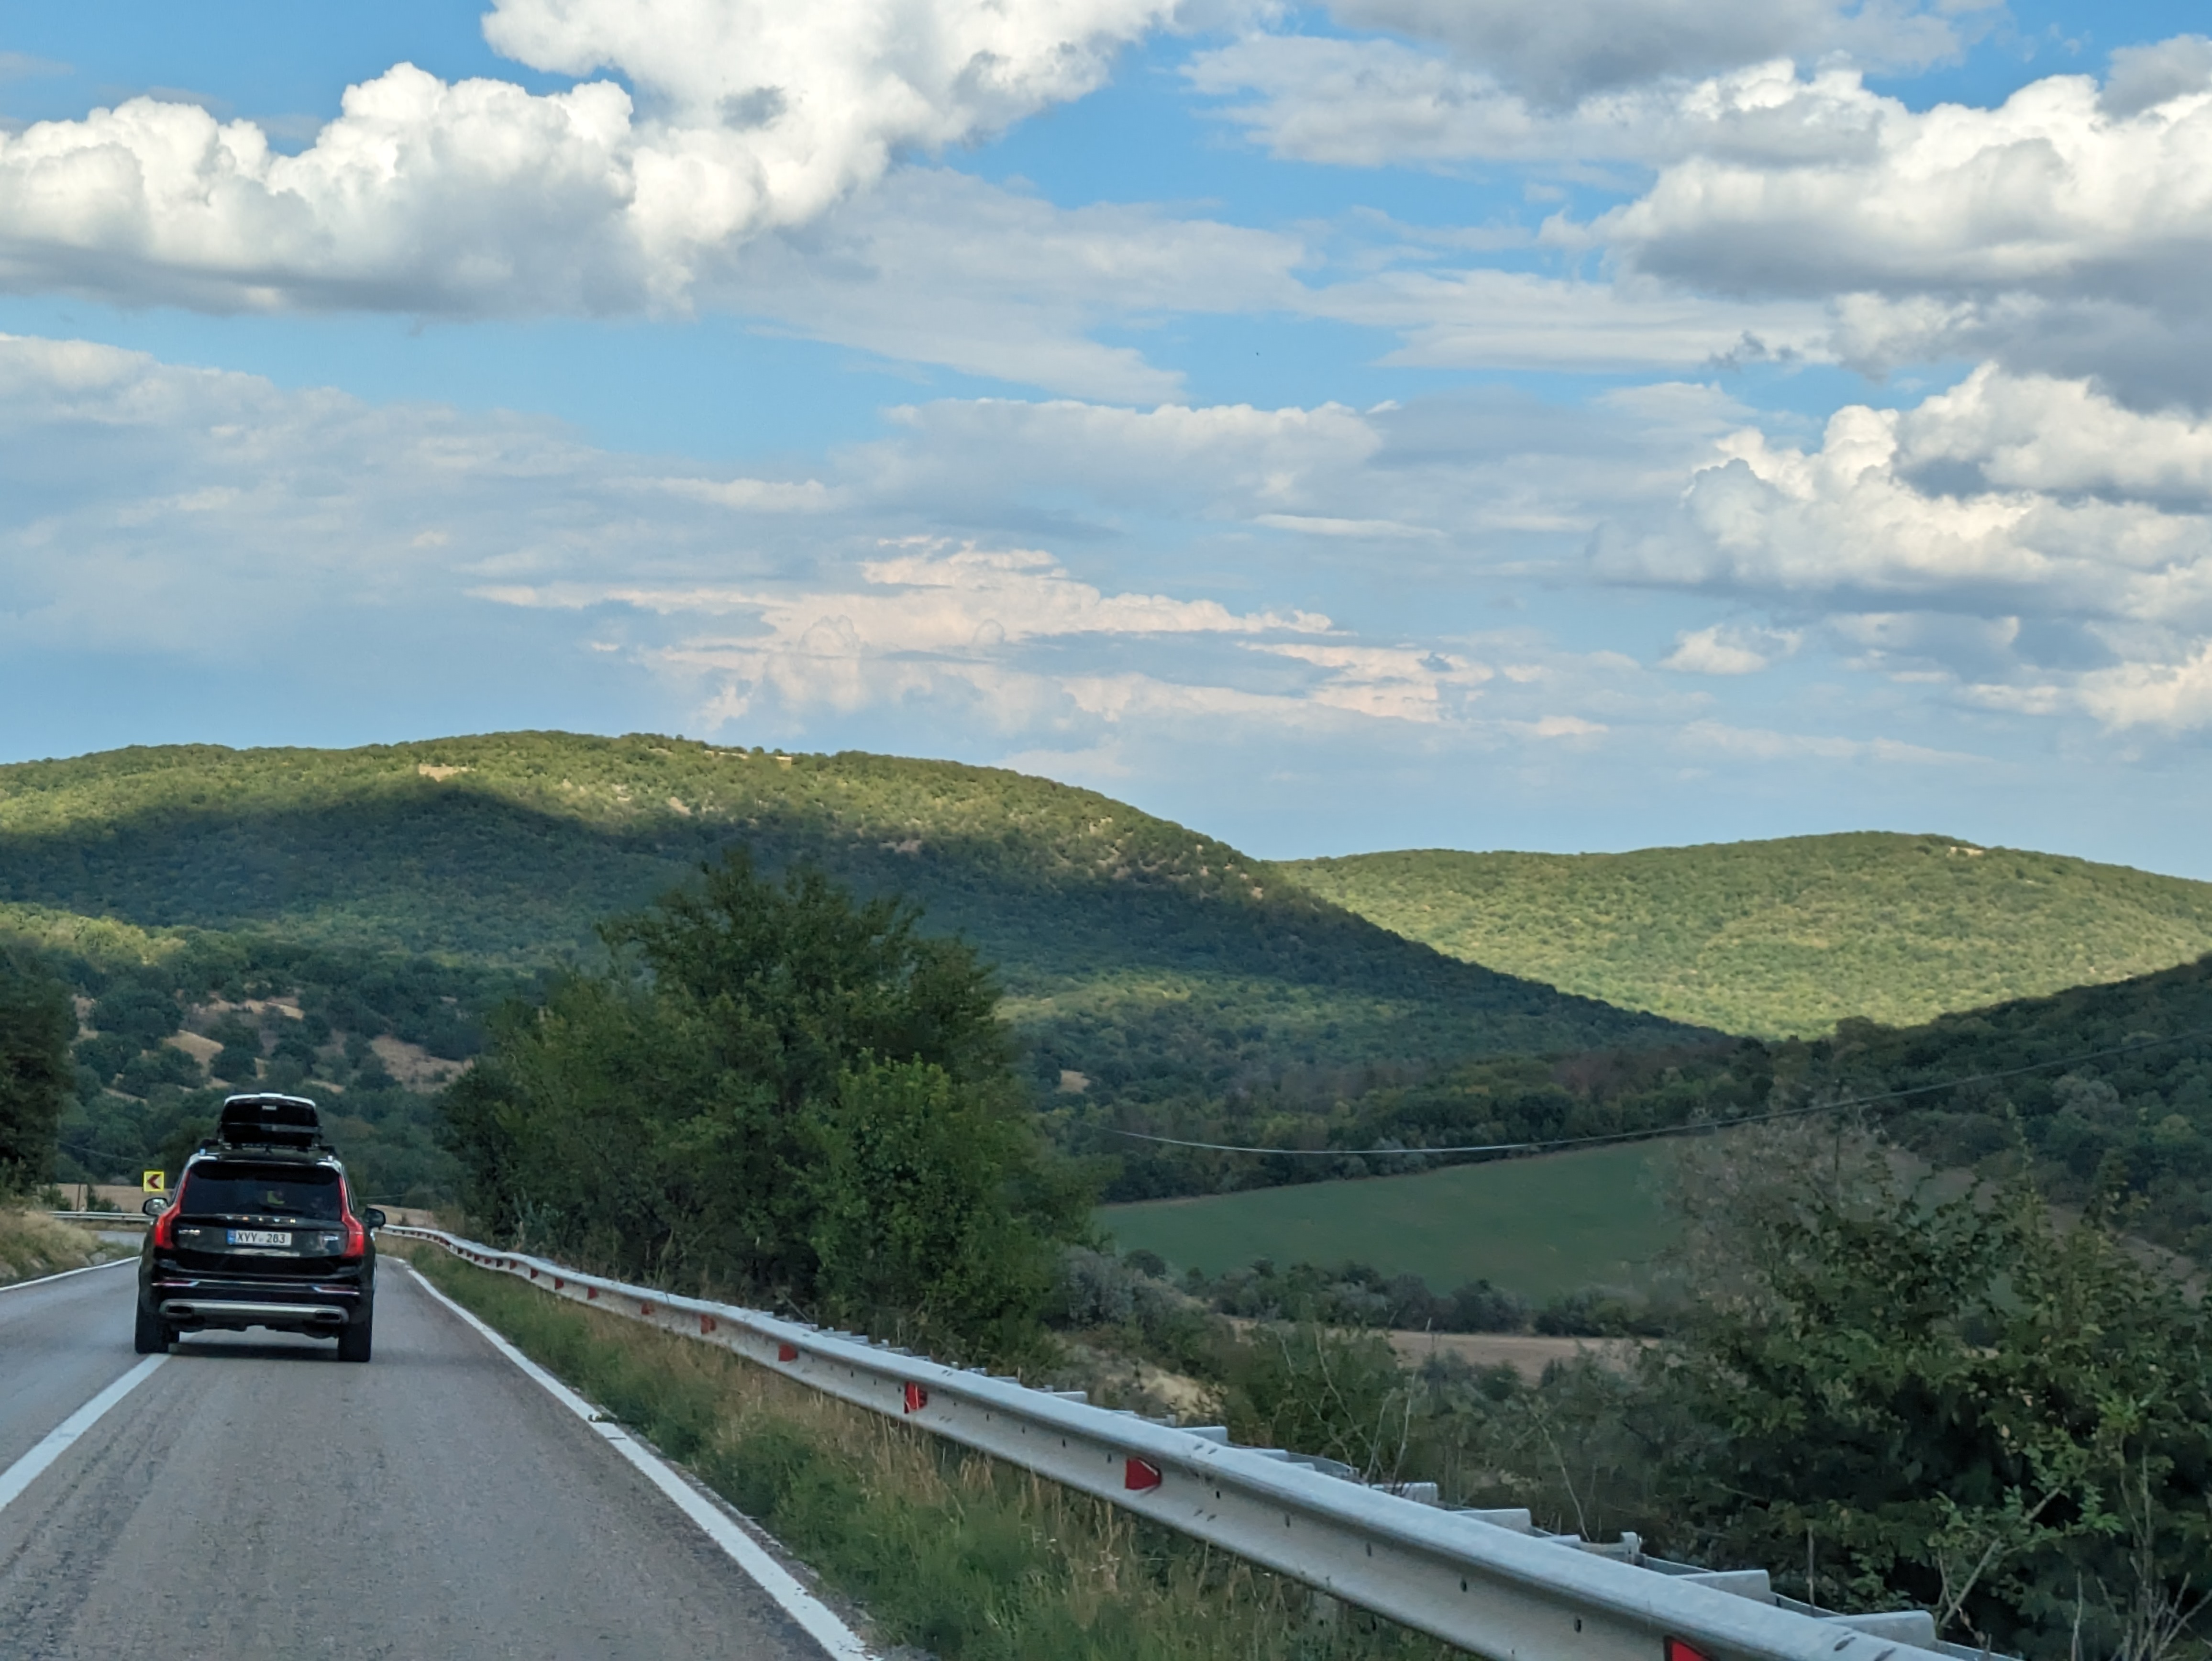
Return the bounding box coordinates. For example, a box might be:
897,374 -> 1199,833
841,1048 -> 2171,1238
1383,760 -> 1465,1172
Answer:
1098,1023 -> 2212,1160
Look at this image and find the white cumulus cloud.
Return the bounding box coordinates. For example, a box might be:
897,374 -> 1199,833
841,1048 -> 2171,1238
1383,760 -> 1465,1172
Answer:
1254,641 -> 1492,721
2078,643 -> 2212,731
1605,63 -> 2212,298
1189,42 -> 1936,168
1622,367 -> 2212,610
1660,624 -> 1797,674
1611,364 -> 2212,730
1192,35 -> 2212,404
1185,0 -> 1987,166
1592,51 -> 2212,400
0,0 -> 1174,316
1313,265 -> 1828,373
479,541 -> 1331,640
1323,0 -> 1984,103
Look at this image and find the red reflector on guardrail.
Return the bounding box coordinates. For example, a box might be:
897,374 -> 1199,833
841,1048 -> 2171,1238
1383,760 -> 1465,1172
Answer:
639,1301 -> 654,1317
553,1277 -> 564,1290
1125,1459 -> 1163,1492
778,1342 -> 799,1362
699,1315 -> 716,1335
1665,1639 -> 1712,1661
586,1286 -> 597,1300
903,1383 -> 929,1413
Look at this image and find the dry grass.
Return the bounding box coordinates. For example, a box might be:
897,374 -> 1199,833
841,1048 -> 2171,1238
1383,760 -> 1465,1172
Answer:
0,1208 -> 123,1285
405,1246 -> 1460,1661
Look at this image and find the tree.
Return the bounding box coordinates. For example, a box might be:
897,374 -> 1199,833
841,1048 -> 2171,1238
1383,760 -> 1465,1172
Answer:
444,849 -> 1085,1361
0,949 -> 74,1194
601,850 -> 1007,1110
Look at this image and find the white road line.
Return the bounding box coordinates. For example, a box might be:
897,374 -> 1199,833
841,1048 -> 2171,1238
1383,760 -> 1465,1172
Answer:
405,1265 -> 876,1661
0,1255 -> 137,1296
0,1353 -> 168,1517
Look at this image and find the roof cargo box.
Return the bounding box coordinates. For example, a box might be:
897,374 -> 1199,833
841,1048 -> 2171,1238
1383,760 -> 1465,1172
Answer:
214,1093 -> 325,1151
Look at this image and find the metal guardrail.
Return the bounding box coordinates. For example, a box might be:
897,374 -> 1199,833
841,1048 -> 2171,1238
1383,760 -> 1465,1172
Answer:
50,1211 -> 148,1227
391,1225 -> 1974,1661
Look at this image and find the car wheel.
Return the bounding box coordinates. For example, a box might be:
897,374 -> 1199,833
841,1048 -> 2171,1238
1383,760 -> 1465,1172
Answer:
337,1309 -> 374,1363
133,1302 -> 170,1355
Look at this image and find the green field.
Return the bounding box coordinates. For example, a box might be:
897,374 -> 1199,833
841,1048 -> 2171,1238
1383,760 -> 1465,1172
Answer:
1098,1143 -> 1667,1298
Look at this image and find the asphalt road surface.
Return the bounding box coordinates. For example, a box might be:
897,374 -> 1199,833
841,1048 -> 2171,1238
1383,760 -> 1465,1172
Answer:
0,1258 -> 831,1659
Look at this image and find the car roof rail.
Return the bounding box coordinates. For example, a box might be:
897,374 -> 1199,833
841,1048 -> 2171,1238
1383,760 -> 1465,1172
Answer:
210,1092 -> 328,1152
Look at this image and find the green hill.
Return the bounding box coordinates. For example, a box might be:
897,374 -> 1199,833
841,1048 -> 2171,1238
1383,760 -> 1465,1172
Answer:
1279,833 -> 2212,1038
0,732 -> 1693,1123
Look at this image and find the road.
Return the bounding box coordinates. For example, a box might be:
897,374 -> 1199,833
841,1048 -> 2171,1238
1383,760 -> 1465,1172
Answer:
0,1258 -> 833,1659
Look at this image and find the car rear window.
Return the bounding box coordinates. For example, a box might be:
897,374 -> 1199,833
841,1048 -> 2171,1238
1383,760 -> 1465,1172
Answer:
178,1164 -> 344,1221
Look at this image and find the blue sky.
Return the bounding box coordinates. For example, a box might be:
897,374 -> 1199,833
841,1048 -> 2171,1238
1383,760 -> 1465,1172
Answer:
2,1 -> 2212,875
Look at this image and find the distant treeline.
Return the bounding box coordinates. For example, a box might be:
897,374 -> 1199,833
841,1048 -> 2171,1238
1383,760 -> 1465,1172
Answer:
1066,1038 -> 1772,1202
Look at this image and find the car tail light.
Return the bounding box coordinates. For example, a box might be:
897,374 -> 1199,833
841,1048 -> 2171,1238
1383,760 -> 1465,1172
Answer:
338,1210 -> 367,1259
152,1184 -> 185,1249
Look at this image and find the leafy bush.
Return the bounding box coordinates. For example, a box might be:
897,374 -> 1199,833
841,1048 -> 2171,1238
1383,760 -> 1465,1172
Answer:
89,979 -> 181,1047
72,1030 -> 138,1085
1638,1126 -> 2212,1658
1178,1257 -> 1563,1335
211,1043 -> 261,1085
1218,1323 -> 1416,1481
115,1044 -> 203,1097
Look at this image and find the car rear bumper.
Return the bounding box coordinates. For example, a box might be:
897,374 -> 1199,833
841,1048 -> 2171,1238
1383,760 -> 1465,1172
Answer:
159,1297 -> 353,1329
148,1274 -> 369,1333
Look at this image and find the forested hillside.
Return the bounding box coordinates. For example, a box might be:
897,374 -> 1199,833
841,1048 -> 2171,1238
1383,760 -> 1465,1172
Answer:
1784,952 -> 2212,1262
1282,832 -> 2212,1037
0,734 -> 1696,1190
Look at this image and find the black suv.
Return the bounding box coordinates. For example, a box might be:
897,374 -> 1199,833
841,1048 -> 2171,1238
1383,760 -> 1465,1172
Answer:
137,1094 -> 385,1362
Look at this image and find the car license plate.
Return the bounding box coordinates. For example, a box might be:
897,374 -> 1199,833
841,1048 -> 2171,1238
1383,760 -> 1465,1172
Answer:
227,1229 -> 291,1247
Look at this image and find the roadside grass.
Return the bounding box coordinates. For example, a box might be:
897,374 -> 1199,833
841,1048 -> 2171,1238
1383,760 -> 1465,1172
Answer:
0,1208 -> 123,1285
1099,1143 -> 1665,1298
405,1247 -> 1456,1661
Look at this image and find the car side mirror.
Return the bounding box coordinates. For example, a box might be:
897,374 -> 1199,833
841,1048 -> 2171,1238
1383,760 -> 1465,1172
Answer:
142,1196 -> 171,1216
364,1207 -> 388,1230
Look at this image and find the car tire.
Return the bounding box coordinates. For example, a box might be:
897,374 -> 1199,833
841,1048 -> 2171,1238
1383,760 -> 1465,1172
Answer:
133,1302 -> 170,1355
337,1308 -> 373,1363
